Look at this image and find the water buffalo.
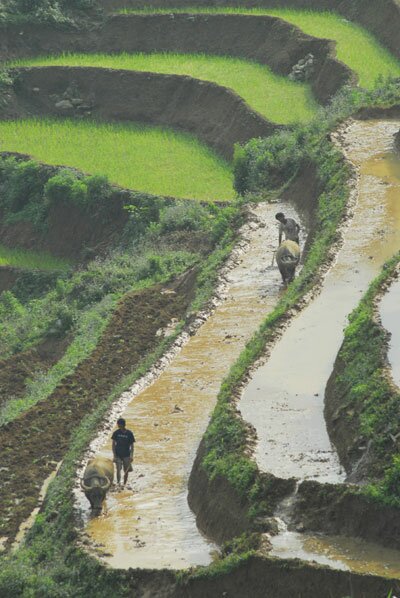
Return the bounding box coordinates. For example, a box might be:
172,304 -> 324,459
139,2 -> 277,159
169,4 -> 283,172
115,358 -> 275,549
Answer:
276,240 -> 300,284
81,456 -> 113,512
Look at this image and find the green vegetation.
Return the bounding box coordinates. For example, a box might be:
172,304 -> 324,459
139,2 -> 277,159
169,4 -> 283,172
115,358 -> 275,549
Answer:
12,52 -> 318,124
0,245 -> 71,271
119,7 -> 400,88
4,78 -> 400,598
329,253 -> 400,507
0,0 -> 94,25
0,119 -> 234,201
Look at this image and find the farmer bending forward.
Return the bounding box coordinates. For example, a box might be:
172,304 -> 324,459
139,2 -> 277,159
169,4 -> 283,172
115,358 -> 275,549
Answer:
112,417 -> 135,485
275,212 -> 300,245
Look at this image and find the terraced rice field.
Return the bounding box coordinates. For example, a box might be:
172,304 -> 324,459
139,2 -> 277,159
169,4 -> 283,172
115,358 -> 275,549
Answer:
0,245 -> 71,270
11,52 -> 318,124
0,119 -> 234,201
2,2 -> 400,596
119,7 -> 400,88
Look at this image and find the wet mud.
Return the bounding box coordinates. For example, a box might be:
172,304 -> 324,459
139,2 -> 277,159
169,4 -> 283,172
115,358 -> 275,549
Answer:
77,202 -> 301,569
379,275 -> 400,388
240,119 -> 400,483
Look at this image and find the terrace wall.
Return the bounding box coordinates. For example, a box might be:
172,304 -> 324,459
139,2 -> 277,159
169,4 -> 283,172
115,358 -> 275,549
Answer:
0,14 -> 353,105
100,0 -> 400,62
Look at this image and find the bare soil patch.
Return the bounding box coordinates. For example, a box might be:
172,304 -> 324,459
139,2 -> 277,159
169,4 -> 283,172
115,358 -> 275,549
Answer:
0,335 -> 70,410
0,265 -> 19,293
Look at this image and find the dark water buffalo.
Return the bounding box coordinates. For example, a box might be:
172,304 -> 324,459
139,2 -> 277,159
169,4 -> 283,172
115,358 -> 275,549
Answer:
276,240 -> 300,284
81,456 -> 113,512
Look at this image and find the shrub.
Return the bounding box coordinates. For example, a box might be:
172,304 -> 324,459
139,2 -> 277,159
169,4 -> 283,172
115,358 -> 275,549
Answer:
44,169 -> 88,208
158,202 -> 210,233
234,129 -> 304,194
6,160 -> 45,212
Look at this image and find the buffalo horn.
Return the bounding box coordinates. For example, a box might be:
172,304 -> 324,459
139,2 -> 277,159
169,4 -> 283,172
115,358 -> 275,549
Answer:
81,479 -> 91,491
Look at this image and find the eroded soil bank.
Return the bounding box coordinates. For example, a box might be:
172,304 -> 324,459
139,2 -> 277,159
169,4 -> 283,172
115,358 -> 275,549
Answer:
0,154 -> 131,260
240,119 -> 400,483
77,202 -> 300,569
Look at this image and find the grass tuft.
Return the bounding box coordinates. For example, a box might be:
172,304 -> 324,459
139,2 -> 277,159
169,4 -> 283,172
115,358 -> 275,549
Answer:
0,245 -> 71,271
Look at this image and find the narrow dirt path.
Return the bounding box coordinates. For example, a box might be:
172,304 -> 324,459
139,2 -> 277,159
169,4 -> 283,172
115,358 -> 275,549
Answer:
380,276 -> 400,388
240,119 -> 400,483
76,202 -> 301,569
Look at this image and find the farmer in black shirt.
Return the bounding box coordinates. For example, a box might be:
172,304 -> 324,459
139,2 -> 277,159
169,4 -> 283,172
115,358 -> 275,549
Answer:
112,417 -> 135,485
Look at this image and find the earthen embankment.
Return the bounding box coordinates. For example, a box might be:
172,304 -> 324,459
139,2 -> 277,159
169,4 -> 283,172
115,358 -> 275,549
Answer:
100,0 -> 400,62
0,14 -> 353,105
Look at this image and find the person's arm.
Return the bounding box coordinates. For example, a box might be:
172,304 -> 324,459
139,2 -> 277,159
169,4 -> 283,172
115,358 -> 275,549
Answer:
129,432 -> 135,461
278,224 -> 283,245
296,222 -> 300,234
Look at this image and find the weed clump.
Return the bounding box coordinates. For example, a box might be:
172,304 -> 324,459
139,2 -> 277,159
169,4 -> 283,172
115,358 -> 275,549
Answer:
0,0 -> 95,25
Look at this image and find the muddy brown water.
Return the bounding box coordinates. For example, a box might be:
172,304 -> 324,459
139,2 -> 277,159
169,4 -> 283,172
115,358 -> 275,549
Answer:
76,202 -> 301,569
240,119 -> 400,483
380,276 -> 400,388
270,527 -> 400,579
240,119 -> 400,575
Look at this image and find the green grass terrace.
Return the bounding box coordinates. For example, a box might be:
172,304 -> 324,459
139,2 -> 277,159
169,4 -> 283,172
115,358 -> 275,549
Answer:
11,52 -> 318,124
118,7 -> 400,89
0,245 -> 71,271
0,119 -> 234,201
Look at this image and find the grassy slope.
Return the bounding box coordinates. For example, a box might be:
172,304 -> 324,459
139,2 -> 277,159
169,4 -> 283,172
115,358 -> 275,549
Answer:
119,7 -> 400,89
0,245 -> 71,271
0,119 -> 234,201
329,253 -> 400,505
12,52 -> 318,124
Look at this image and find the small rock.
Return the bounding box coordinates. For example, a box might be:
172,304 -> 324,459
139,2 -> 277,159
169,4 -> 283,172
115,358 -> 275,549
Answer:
55,99 -> 74,111
32,87 -> 40,93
